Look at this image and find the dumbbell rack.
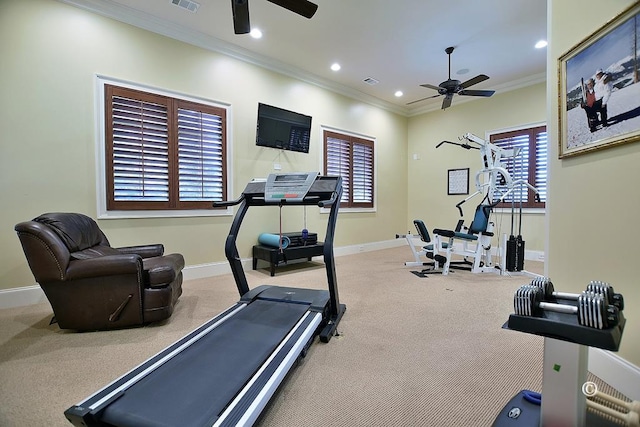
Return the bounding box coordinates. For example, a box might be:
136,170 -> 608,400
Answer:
493,295 -> 626,426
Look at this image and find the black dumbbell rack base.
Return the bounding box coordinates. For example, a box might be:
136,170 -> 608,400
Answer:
504,298 -> 625,351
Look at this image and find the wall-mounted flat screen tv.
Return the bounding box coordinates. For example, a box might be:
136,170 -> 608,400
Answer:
256,103 -> 312,154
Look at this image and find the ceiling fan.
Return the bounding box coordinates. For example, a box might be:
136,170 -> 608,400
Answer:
407,46 -> 495,110
231,0 -> 318,34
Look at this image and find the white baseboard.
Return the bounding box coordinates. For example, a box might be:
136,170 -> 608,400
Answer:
589,347 -> 640,400
0,285 -> 48,310
1,239 -> 406,310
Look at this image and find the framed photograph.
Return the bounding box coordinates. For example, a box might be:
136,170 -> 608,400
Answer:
558,3 -> 640,158
447,168 -> 469,195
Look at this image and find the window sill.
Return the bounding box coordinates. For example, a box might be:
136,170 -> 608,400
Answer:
492,207 -> 546,215
321,207 -> 376,214
97,208 -> 233,220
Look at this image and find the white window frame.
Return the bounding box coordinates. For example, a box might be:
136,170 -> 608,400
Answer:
95,75 -> 233,219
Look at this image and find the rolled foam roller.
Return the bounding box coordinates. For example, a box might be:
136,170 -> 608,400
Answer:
258,233 -> 291,249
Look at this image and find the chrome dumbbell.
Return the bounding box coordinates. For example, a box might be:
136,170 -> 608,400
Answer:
513,284 -> 619,329
529,277 -> 624,310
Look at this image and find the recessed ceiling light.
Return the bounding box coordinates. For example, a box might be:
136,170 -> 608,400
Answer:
331,63 -> 341,71
250,28 -> 263,39
535,40 -> 548,49
394,91 -> 403,97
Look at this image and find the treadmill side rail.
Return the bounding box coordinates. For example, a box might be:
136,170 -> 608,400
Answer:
64,303 -> 246,427
215,312 -> 323,427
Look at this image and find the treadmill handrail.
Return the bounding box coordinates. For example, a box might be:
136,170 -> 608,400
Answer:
212,194 -> 245,208
318,186 -> 340,208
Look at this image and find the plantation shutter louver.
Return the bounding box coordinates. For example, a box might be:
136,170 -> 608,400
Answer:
326,135 -> 351,204
534,130 -> 548,203
324,130 -> 374,208
177,105 -> 225,202
108,90 -> 170,209
490,125 -> 546,208
352,142 -> 373,204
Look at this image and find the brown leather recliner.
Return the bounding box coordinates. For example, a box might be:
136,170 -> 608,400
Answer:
15,212 -> 184,331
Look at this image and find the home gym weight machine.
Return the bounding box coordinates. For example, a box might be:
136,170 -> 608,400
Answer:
409,132 -> 540,275
65,172 -> 346,427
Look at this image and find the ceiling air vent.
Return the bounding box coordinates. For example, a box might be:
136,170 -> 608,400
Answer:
171,0 -> 200,13
363,77 -> 379,85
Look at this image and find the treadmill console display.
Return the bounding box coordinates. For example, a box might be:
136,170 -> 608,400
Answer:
265,172 -> 319,203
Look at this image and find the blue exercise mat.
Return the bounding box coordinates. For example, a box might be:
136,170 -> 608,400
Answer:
258,233 -> 291,249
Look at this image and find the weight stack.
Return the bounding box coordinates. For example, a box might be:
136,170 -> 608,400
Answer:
506,235 -> 525,272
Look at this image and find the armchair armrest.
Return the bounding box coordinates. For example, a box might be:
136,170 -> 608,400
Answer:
65,254 -> 143,280
116,244 -> 164,258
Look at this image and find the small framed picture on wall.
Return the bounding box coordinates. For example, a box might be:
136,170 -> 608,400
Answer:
447,168 -> 469,195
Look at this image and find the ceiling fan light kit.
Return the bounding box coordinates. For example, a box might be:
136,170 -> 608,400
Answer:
231,0 -> 318,35
408,46 -> 496,109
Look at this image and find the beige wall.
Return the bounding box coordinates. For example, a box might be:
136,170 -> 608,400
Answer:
548,0 -> 639,365
0,0 -> 408,290
407,83 -> 547,254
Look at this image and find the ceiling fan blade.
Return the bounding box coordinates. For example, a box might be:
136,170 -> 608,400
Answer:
231,0 -> 250,34
267,0 -> 318,18
441,94 -> 453,109
406,94 -> 441,105
458,89 -> 495,97
420,83 -> 441,91
460,74 -> 489,89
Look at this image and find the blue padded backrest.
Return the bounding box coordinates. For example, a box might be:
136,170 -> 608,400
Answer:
413,220 -> 431,243
469,205 -> 491,234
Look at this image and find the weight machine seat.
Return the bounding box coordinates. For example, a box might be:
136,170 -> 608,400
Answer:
433,204 -> 493,241
413,220 -> 448,251
430,204 -> 495,275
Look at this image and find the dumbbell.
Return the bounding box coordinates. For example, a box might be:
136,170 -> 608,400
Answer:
529,277 -> 624,310
513,284 -> 620,329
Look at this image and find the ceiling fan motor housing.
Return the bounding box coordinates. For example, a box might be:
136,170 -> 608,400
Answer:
439,79 -> 461,94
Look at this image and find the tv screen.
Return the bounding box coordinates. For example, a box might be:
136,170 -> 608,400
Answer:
256,103 -> 312,153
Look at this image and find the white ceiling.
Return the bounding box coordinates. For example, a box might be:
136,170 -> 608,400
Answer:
60,0 -> 548,115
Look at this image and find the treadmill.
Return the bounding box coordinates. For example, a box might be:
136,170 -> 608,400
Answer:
65,172 -> 346,427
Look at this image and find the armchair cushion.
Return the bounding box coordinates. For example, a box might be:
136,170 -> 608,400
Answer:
34,212 -> 109,251
71,245 -> 121,260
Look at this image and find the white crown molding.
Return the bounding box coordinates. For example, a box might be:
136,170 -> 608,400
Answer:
57,0 -> 544,118
57,0 -> 410,115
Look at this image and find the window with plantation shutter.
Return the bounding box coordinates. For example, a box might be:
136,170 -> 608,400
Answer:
104,84 -> 227,211
323,130 -> 374,208
489,125 -> 546,209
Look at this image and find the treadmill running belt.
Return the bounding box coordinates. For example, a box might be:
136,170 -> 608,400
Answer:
100,300 -> 309,427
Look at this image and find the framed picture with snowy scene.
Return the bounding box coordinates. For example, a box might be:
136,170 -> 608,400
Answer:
558,2 -> 640,158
